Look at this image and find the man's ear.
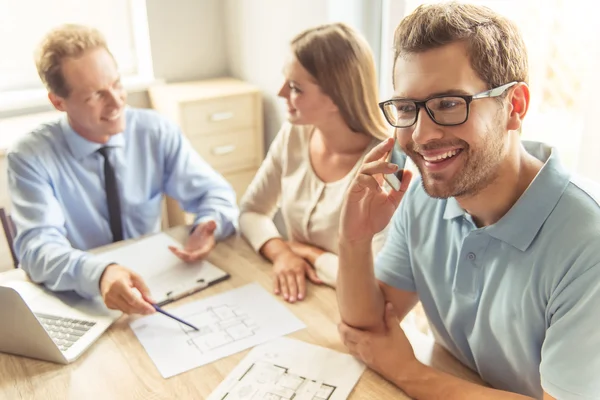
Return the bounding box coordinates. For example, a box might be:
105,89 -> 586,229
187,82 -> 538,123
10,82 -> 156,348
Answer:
506,82 -> 530,132
48,92 -> 66,112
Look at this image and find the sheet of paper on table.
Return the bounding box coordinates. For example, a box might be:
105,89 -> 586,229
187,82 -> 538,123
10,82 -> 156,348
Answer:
130,283 -> 306,378
208,337 -> 366,400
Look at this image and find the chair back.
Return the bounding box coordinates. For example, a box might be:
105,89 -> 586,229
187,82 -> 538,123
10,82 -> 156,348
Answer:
0,208 -> 18,268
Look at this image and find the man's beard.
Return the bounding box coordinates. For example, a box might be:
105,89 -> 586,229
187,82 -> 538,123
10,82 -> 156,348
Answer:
406,122 -> 505,199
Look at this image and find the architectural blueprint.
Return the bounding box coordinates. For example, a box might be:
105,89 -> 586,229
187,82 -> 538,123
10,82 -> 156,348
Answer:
208,337 -> 365,400
130,284 -> 305,378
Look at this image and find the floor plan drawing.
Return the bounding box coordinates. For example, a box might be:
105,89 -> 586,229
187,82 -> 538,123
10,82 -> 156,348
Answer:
221,361 -> 337,400
130,284 -> 306,378
179,304 -> 262,354
207,337 -> 365,400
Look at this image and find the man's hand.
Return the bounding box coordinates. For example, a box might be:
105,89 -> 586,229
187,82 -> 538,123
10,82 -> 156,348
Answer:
338,302 -> 419,382
340,138 -> 412,243
273,250 -> 322,303
169,220 -> 217,263
99,264 -> 156,315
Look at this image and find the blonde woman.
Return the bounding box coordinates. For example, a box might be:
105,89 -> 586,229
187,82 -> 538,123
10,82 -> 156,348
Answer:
239,23 -> 390,303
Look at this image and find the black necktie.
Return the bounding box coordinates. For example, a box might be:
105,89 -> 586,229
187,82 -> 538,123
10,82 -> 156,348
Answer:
98,147 -> 123,242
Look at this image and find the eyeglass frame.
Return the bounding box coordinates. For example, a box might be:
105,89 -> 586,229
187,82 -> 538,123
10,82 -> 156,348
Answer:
378,81 -> 519,128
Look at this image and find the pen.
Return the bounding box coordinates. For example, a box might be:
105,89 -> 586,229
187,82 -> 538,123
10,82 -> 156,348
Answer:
152,304 -> 199,331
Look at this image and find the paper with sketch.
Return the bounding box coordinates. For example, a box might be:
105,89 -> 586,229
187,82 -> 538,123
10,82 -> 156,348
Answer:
97,232 -> 228,304
130,283 -> 306,378
208,337 -> 365,400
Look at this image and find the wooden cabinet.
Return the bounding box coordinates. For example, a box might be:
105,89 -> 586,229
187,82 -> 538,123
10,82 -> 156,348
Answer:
148,78 -> 264,227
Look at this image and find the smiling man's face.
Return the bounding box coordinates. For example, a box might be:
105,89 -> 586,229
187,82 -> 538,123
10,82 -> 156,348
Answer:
50,47 -> 127,144
393,41 -> 509,199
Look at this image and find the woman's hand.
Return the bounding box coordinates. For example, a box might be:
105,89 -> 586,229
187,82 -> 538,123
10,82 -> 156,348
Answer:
272,250 -> 322,303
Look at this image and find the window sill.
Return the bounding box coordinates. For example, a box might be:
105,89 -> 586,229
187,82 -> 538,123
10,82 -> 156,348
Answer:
0,75 -> 164,114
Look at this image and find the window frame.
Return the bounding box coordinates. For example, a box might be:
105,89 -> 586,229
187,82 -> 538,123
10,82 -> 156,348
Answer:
0,0 -> 157,114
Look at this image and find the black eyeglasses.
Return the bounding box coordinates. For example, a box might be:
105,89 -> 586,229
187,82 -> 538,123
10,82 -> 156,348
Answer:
378,82 -> 518,128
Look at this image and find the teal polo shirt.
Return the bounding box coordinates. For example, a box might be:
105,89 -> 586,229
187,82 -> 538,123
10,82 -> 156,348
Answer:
375,141 -> 600,399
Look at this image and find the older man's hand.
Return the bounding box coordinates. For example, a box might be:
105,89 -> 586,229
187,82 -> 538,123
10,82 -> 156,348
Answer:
169,220 -> 217,263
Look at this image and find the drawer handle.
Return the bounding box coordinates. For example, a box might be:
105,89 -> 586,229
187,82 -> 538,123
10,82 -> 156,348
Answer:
212,144 -> 236,155
209,111 -> 234,122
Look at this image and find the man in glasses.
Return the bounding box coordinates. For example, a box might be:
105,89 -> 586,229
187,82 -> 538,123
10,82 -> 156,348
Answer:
337,3 -> 600,399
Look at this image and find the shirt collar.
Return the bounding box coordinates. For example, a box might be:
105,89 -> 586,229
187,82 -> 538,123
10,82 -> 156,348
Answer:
60,114 -> 125,160
443,197 -> 465,220
443,141 -> 571,251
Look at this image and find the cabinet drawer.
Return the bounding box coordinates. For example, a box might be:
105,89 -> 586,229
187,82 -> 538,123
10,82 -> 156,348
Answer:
224,168 -> 258,203
181,94 -> 256,136
190,130 -> 259,173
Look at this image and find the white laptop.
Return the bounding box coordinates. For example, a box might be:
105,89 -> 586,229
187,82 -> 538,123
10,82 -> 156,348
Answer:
0,281 -> 121,364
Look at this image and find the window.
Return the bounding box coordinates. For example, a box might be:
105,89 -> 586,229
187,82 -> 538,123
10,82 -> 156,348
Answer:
0,0 -> 154,111
380,0 -> 600,180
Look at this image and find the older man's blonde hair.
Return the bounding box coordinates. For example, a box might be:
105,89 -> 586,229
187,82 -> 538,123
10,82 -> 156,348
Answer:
35,24 -> 113,97
393,2 -> 529,90
291,23 -> 390,141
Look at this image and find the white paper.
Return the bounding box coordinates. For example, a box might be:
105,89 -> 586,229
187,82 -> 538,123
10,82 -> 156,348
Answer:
129,283 -> 306,378
208,337 -> 365,400
98,233 -> 228,304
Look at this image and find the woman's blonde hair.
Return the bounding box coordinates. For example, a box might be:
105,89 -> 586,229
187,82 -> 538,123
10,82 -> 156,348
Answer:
291,23 -> 390,140
35,24 -> 113,98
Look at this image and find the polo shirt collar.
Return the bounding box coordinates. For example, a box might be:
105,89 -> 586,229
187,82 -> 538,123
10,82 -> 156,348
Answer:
60,114 -> 125,160
443,141 -> 571,251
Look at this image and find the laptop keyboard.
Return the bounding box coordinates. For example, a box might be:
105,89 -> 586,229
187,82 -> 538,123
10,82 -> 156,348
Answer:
35,314 -> 96,352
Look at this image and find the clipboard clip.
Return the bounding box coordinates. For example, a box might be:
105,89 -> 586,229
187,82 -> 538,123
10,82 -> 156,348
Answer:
164,278 -> 209,303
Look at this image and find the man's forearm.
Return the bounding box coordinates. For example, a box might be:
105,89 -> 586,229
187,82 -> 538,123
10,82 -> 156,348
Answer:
337,239 -> 385,330
16,230 -> 107,298
395,362 -> 534,400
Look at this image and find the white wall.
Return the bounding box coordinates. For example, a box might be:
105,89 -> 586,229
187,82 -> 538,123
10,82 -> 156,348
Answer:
223,0 -> 329,148
224,0 -> 382,148
130,0 -> 228,109
146,0 -> 228,83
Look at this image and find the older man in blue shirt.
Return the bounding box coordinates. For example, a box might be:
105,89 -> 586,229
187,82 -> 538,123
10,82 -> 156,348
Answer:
7,24 -> 238,316
336,3 -> 600,400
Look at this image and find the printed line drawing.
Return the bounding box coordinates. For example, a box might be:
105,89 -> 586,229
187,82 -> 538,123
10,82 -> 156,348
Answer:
221,360 -> 337,400
130,284 -> 306,378
177,304 -> 261,354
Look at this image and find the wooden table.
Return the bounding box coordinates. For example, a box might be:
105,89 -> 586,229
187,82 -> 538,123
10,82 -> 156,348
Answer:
0,227 -> 485,399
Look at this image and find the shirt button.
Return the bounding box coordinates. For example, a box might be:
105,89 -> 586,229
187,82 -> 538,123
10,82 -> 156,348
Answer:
467,252 -> 476,261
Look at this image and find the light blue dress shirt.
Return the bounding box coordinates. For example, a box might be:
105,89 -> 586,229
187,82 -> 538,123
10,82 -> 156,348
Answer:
7,108 -> 239,298
375,141 -> 600,399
